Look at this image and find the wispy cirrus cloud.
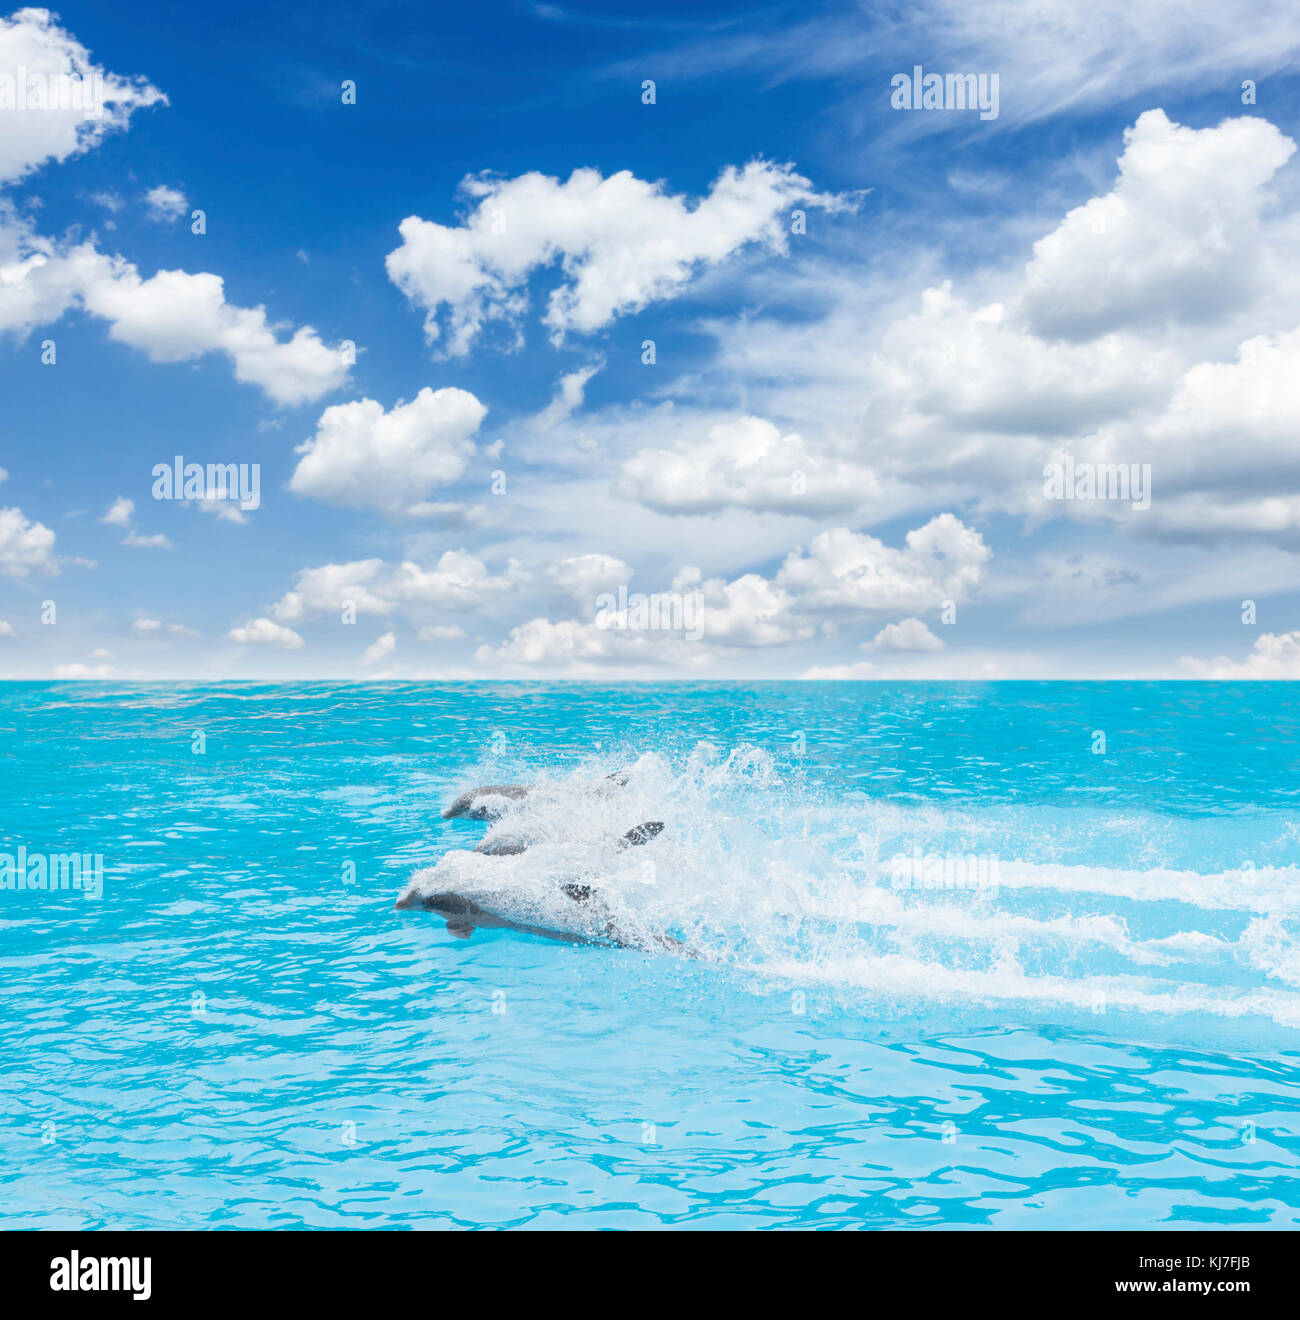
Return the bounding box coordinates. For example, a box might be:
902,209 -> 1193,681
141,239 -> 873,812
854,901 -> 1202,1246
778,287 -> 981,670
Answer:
607,0 -> 1300,129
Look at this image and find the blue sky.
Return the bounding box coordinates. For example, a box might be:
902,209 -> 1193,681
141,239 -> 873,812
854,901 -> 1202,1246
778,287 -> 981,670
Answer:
3,0 -> 1300,678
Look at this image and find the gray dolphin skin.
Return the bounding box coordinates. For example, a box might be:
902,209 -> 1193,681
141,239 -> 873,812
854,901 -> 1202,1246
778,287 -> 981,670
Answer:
393,882 -> 688,953
393,887 -> 594,944
472,838 -> 529,856
441,784 -> 530,820
475,820 -> 664,857
392,884 -> 683,949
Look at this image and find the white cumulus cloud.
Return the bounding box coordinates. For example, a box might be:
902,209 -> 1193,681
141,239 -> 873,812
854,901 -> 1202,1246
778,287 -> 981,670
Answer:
776,514 -> 990,615
1181,632 -> 1300,679
361,631 -> 396,665
0,505 -> 56,576
53,662 -> 113,678
618,415 -> 880,515
288,388 -> 485,516
0,8 -> 166,184
386,160 -> 847,354
143,184 -> 187,222
271,551 -> 527,623
229,617 -> 304,649
1018,110 -> 1296,342
870,617 -> 944,652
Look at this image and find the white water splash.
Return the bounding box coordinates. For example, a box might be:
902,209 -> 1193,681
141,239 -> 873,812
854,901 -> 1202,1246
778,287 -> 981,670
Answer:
407,741 -> 1300,1030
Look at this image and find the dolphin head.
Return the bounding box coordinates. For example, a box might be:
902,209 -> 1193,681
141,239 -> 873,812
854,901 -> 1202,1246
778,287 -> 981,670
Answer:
441,785 -> 530,820
395,886 -> 483,916
395,885 -> 485,938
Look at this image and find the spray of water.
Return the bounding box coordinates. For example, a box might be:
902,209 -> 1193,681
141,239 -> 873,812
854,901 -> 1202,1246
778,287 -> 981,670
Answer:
404,741 -> 1300,1031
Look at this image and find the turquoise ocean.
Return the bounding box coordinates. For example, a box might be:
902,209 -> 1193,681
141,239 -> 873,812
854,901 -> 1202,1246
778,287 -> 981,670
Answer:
2,681 -> 1298,1228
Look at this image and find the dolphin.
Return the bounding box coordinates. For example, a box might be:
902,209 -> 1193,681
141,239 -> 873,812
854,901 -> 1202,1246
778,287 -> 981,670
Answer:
441,784 -> 530,821
394,883 -> 690,954
396,817 -> 685,952
393,883 -> 672,948
474,820 -> 664,857
443,771 -> 631,822
394,887 -> 595,943
473,837 -> 530,856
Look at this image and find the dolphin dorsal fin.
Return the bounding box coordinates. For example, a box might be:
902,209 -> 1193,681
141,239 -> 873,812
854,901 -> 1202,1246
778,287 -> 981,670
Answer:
618,821 -> 664,849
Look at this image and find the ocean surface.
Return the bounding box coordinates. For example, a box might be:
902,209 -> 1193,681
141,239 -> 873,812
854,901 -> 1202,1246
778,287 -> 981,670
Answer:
2,680 -> 1299,1230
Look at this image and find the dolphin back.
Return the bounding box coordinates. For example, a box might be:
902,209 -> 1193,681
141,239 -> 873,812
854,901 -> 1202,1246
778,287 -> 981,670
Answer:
441,784 -> 530,820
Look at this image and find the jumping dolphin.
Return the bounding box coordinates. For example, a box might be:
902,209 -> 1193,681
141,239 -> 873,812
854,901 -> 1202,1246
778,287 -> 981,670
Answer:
395,886 -> 594,943
473,837 -> 530,856
441,784 -> 530,821
443,771 -> 630,822
397,792 -> 684,950
474,820 -> 664,857
395,882 -> 689,953
393,882 -> 685,950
